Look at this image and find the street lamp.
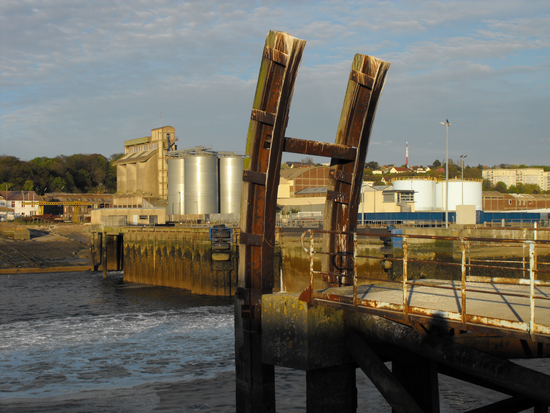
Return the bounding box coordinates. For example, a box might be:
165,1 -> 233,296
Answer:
440,119 -> 451,228
460,154 -> 467,205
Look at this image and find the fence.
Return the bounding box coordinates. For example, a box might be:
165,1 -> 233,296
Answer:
300,229 -> 550,340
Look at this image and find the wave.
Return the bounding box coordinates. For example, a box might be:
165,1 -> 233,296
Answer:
0,306 -> 235,399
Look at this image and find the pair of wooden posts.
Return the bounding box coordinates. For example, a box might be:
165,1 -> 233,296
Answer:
91,231 -> 123,276
235,31 -> 390,412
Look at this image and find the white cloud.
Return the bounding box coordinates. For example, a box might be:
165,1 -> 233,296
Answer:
0,0 -> 549,167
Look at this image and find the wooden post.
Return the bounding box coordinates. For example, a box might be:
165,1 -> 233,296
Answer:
306,364 -> 358,413
90,232 -> 96,271
236,31 -> 306,413
346,332 -> 423,413
322,54 -> 391,287
392,358 -> 439,413
102,232 -> 107,278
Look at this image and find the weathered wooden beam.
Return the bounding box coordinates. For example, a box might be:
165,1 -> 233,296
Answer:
236,30 -> 306,413
465,396 -> 539,413
283,137 -> 357,160
329,169 -> 353,184
322,54 -> 390,286
346,312 -> 550,406
242,170 -> 267,186
346,331 -> 423,413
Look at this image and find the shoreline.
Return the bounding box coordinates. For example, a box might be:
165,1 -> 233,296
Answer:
0,223 -> 92,273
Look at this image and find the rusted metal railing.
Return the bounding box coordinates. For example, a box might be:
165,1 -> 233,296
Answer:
300,229 -> 550,341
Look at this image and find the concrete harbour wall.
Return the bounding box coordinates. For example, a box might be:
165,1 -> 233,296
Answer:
123,227 -> 239,296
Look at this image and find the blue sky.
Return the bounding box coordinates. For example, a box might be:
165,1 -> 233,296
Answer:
1,0 -> 549,167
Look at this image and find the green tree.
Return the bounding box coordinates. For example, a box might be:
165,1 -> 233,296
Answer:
522,184 -> 541,194
482,179 -> 493,191
50,176 -> 67,192
23,180 -> 34,191
494,182 -> 507,193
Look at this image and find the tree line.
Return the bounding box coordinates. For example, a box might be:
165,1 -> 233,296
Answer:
0,154 -> 123,195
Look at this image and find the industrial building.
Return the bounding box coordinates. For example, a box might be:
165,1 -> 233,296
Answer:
114,126 -> 177,202
392,177 -> 483,211
482,191 -> 550,211
276,167 -> 417,216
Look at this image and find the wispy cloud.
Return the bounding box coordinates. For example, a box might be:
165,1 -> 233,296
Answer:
0,0 -> 549,167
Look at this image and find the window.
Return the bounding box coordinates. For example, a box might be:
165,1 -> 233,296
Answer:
398,192 -> 414,203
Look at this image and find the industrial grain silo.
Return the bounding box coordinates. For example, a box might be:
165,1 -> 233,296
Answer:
219,156 -> 244,214
393,179 -> 436,211
184,154 -> 219,214
167,158 -> 185,215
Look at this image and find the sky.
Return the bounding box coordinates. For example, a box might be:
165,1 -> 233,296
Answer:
1,0 -> 549,168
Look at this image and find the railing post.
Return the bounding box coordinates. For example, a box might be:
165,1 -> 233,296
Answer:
461,238 -> 467,328
353,232 -> 358,307
309,230 -> 315,305
402,235 -> 408,320
522,228 -> 527,276
529,240 -> 536,339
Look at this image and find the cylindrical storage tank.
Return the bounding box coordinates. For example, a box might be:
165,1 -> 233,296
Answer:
219,156 -> 244,214
393,179 -> 436,211
167,158 -> 185,215
184,155 -> 219,214
446,180 -> 482,211
435,181 -> 446,211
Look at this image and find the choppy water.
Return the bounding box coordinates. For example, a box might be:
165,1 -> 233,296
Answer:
0,272 -> 235,412
1,271 -> 548,412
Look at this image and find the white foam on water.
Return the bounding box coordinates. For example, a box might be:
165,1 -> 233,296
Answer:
0,305 -> 235,399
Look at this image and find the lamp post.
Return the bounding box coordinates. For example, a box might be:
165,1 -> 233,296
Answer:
440,119 -> 451,228
460,154 -> 467,205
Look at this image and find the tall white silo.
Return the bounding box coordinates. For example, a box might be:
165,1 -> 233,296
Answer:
167,158 -> 185,215
184,154 -> 219,214
393,179 -> 436,211
219,156 -> 244,214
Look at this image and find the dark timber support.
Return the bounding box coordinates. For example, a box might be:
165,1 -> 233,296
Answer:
236,31 -> 306,413
346,331 -> 423,413
306,364 -> 357,412
237,31 -> 391,412
346,312 -> 550,406
90,232 -> 96,271
321,55 -> 391,286
102,232 -> 107,278
392,357 -> 439,413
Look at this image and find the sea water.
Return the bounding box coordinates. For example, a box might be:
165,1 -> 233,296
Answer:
1,271 -> 548,412
0,272 -> 236,412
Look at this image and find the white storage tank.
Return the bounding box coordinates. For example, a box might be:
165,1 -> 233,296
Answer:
436,180 -> 482,211
219,156 -> 244,214
167,158 -> 185,215
184,155 -> 219,214
435,181 -> 446,211
393,179 -> 436,211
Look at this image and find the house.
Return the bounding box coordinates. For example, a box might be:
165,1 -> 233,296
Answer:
389,167 -> 408,174
0,191 -> 40,218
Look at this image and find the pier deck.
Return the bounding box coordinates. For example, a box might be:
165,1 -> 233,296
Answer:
313,280 -> 550,343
